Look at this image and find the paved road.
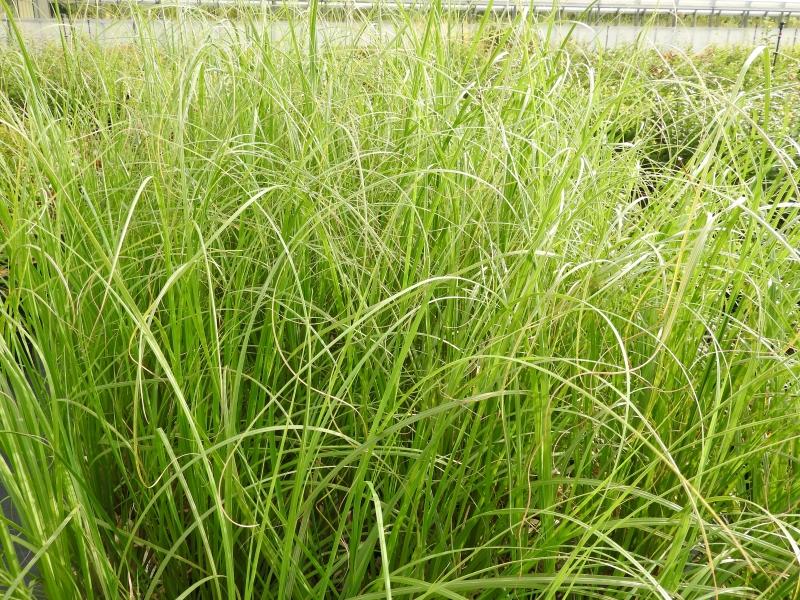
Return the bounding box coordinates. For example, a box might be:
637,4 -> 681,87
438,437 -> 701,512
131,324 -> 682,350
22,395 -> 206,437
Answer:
2,16 -> 797,46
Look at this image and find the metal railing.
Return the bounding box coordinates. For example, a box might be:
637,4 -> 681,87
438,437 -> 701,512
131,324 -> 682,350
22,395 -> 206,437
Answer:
9,0 -> 800,21
81,0 -> 800,14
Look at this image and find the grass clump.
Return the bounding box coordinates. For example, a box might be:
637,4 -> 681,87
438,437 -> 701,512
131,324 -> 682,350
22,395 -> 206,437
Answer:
0,9 -> 799,599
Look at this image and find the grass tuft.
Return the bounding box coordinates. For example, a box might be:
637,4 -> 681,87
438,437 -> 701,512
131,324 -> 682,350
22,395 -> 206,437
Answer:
0,7 -> 799,599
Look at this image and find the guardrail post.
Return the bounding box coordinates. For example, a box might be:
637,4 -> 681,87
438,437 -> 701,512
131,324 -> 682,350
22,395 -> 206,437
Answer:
773,20 -> 785,68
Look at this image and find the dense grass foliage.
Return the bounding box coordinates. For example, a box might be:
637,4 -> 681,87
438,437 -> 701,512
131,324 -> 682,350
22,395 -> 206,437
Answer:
1,11 -> 799,599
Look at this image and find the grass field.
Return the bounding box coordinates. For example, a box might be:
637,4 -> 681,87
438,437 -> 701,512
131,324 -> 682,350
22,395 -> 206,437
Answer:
0,8 -> 799,599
